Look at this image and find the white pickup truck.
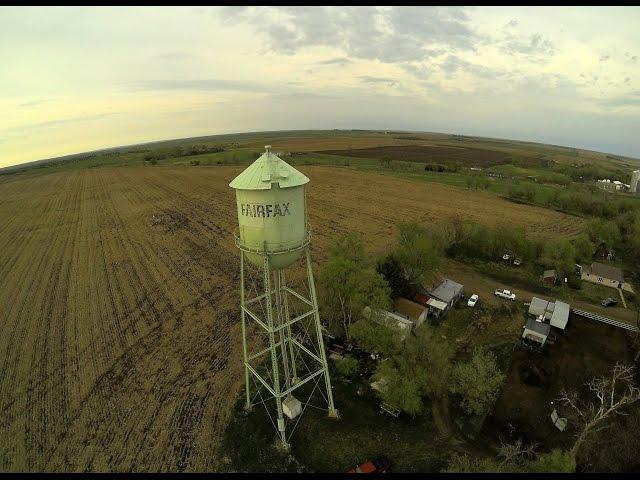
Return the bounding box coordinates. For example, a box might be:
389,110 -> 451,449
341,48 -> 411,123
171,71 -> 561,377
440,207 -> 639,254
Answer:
494,289 -> 516,301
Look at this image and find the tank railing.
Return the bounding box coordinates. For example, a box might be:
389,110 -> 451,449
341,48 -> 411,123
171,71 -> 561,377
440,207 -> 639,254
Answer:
233,229 -> 311,256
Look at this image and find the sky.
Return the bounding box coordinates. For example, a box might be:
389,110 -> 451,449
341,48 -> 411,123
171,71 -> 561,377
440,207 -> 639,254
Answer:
1,6 -> 640,167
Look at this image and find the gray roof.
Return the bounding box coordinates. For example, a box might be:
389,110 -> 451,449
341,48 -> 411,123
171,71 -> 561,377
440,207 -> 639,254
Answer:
529,297 -> 555,320
525,318 -> 551,336
582,262 -> 624,283
550,300 -> 570,329
430,279 -> 464,303
542,269 -> 557,279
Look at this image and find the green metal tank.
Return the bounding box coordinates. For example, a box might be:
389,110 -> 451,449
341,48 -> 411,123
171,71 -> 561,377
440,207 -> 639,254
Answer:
229,146 -> 309,270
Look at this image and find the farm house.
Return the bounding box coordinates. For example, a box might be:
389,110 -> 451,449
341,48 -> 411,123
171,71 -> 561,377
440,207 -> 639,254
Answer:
581,262 -> 628,291
528,297 -> 570,330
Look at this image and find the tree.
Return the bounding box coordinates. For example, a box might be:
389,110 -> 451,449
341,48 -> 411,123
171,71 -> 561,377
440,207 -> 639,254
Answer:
529,449 -> 576,473
571,234 -> 595,263
349,319 -> 399,357
557,363 -> 640,462
392,223 -> 441,294
449,347 -> 506,416
373,359 -> 424,415
444,439 -> 536,473
379,156 -> 392,168
585,219 -> 621,251
319,233 -> 391,339
542,237 -> 576,279
334,355 -> 359,378
377,254 -> 412,298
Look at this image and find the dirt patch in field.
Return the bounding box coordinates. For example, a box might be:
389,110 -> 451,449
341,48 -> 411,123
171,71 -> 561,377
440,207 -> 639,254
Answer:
478,317 -> 635,452
320,145 -> 524,167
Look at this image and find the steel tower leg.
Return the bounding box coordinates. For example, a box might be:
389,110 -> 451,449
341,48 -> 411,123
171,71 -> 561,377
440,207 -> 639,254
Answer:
240,251 -> 252,411
274,271 -> 292,392
305,248 -> 338,418
263,255 -> 289,450
280,270 -> 298,383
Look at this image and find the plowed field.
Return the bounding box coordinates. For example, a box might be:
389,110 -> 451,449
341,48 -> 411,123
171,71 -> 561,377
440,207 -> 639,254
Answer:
0,165 -> 584,471
321,145 -> 518,167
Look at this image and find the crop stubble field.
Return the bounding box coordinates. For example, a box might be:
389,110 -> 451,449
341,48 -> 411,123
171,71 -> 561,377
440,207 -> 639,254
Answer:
0,165 -> 584,472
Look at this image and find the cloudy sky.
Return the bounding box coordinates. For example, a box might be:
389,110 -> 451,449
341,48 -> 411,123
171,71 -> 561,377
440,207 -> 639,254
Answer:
1,6 -> 639,167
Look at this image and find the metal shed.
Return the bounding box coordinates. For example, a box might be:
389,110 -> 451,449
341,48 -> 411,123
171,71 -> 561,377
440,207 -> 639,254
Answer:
430,279 -> 464,307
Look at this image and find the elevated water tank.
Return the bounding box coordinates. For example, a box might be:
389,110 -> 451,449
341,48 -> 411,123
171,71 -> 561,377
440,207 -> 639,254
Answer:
631,170 -> 640,194
229,146 -> 309,269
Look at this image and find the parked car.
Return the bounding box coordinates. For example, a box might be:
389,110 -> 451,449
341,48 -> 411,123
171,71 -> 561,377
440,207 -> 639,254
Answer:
502,253 -> 511,261
348,456 -> 391,474
513,258 -> 522,266
494,289 -> 516,301
467,294 -> 479,307
601,297 -> 618,307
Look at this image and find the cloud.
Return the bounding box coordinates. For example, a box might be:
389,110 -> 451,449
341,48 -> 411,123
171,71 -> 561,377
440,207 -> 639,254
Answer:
358,75 -> 398,86
220,6 -> 478,63
315,57 -> 353,66
19,99 -> 52,107
501,32 -> 555,57
1,112 -> 121,135
598,91 -> 640,108
155,52 -> 193,61
127,78 -> 268,93
439,54 -> 503,80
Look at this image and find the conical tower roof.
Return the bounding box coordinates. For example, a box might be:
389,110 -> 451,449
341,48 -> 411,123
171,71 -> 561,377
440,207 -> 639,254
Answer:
229,146 -> 310,190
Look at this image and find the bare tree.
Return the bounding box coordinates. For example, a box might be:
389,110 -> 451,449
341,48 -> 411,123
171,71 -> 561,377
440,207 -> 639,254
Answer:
557,363 -> 640,460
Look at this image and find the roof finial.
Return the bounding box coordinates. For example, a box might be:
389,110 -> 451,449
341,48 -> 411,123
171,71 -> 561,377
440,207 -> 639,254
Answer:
265,145 -> 271,153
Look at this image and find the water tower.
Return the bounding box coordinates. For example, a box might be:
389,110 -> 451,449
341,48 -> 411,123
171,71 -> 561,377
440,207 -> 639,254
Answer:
229,146 -> 337,450
631,170 -> 640,195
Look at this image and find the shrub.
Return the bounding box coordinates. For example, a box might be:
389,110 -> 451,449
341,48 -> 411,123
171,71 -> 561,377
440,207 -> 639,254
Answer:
335,355 -> 359,378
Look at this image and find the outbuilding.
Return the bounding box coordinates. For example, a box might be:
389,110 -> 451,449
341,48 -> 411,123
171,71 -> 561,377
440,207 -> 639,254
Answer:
522,318 -> 551,347
363,306 -> 414,339
393,298 -> 428,328
425,298 -> 448,319
540,269 -> 558,287
430,279 -> 464,308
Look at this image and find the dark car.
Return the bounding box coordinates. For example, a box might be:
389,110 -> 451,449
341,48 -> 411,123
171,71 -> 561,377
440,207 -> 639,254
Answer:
601,297 -> 618,307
